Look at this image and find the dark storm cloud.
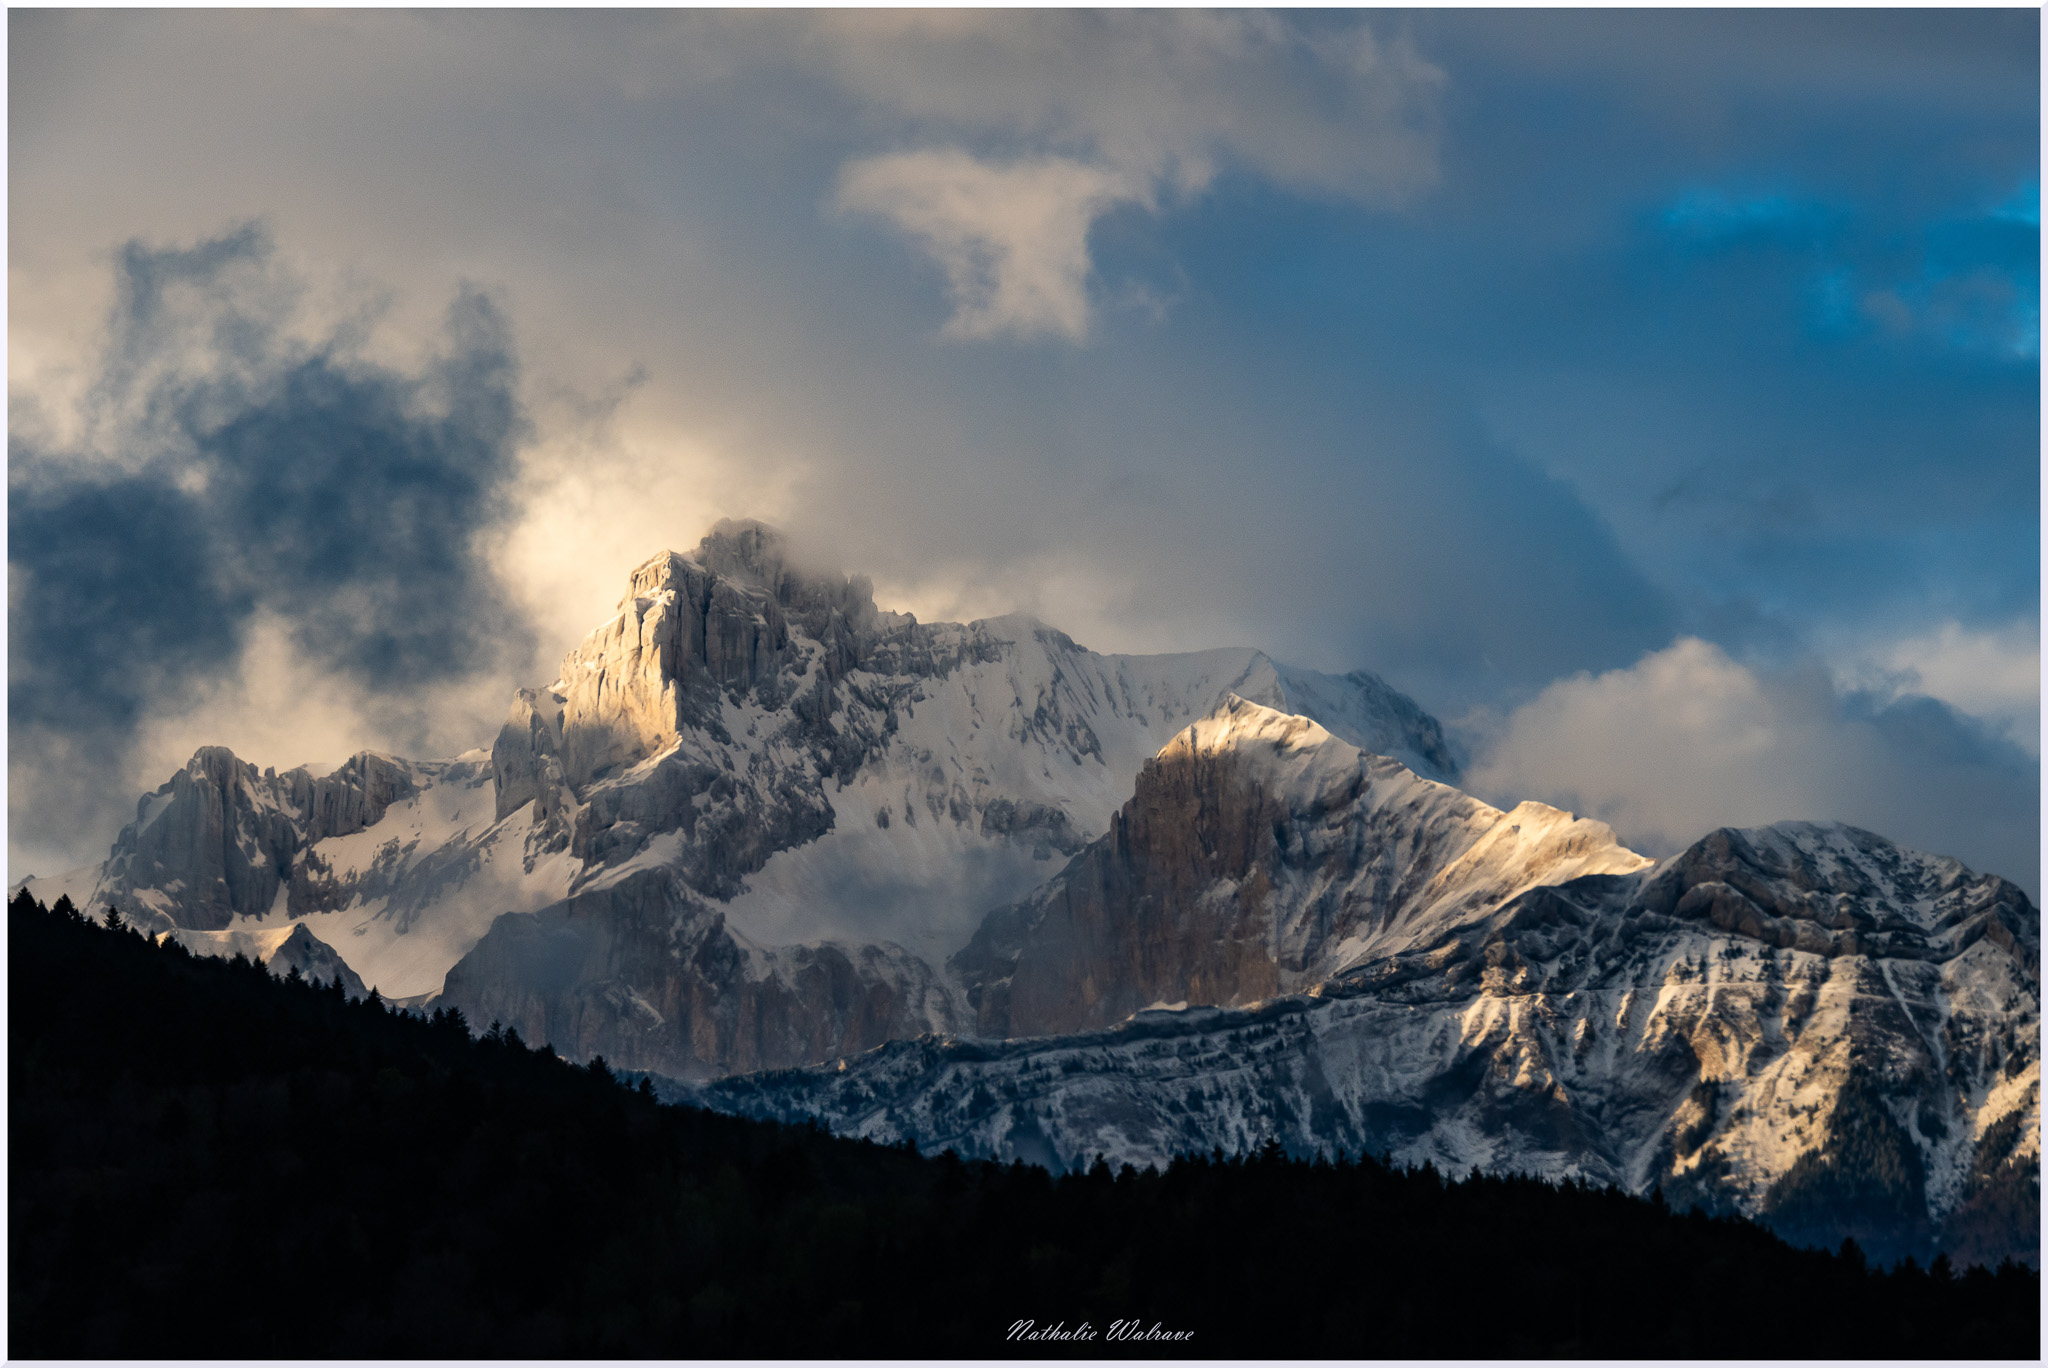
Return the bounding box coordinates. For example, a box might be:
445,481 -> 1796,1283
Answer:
9,224 -> 532,779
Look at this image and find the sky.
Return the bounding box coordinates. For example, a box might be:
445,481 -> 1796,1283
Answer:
8,9 -> 2041,896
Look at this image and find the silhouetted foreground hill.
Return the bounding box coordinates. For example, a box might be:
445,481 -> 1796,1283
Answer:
10,890 -> 2038,1358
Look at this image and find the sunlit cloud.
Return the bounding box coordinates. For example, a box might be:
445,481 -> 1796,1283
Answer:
836,152 -> 1144,342
1465,637 -> 2039,895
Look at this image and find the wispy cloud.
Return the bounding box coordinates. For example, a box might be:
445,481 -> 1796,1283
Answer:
814,13 -> 1445,341
836,152 -> 1144,342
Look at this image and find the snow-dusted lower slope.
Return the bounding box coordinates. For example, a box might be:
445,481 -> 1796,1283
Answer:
688,820 -> 2040,1267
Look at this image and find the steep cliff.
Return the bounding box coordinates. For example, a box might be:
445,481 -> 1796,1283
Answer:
91,747 -> 419,931
22,519 -> 2038,1266
952,696 -> 1647,1038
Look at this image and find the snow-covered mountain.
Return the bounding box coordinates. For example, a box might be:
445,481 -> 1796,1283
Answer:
22,517 -> 2036,1265
155,922 -> 370,999
22,520 -> 1460,1057
27,746 -> 574,999
689,812 -> 2039,1267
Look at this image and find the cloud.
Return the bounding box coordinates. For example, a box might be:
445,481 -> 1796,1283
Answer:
7,10 -> 2032,904
836,151 -> 1143,342
812,12 -> 1444,340
1464,637 -> 2040,896
9,223 -> 535,875
1855,268 -> 2039,361
1838,617 -> 2041,757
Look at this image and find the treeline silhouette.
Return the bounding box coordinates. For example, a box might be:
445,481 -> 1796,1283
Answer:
11,889 -> 2038,1358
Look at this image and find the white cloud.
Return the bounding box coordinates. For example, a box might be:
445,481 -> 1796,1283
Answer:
835,151 -> 1142,342
810,12 -> 1444,341
1842,617 -> 2040,757
1464,637 -> 2039,895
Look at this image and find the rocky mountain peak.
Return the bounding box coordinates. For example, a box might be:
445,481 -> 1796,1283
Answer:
1154,694 -> 1357,801
951,694 -> 1649,1039
28,519 -> 2038,1270
689,519 -> 883,633
91,745 -> 422,932
1176,692 -> 1335,754
694,517 -> 790,587
1634,820 -> 2038,972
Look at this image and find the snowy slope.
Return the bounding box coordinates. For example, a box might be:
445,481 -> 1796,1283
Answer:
26,517 -> 2038,1266
710,630 -> 1460,961
23,750 -> 579,999
687,819 -> 2040,1266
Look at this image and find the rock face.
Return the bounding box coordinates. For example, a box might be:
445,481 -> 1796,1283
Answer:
695,817 -> 2039,1268
953,697 -> 1648,1039
35,748 -> 564,1000
486,521 -> 1459,899
433,525 -> 1467,1076
95,747 -> 418,931
33,516 -> 2037,1266
440,868 -> 954,1079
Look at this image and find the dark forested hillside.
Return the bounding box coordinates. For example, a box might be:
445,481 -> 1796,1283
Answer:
9,890 -> 2038,1359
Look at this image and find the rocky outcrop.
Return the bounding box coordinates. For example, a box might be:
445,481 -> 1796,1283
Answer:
437,867 -> 955,1078
98,747 -> 417,931
485,522 -> 992,880
1635,823 -> 2037,965
24,518 -> 2039,1268
952,696 -> 1647,1038
486,520 -> 1468,890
